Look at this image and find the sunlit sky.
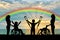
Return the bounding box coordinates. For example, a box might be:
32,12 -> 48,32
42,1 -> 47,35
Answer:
0,0 -> 60,30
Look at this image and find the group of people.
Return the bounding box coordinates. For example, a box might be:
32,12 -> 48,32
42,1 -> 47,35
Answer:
5,14 -> 55,35
6,15 -> 25,35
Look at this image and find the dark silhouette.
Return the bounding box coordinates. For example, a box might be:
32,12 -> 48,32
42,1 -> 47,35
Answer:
6,15 -> 11,35
50,14 -> 55,35
47,14 -> 55,35
11,29 -> 24,35
11,21 -> 24,35
11,21 -> 21,35
37,25 -> 50,35
24,16 -> 43,35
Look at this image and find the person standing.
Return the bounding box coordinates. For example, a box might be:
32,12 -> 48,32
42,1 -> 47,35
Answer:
48,14 -> 55,35
24,16 -> 42,35
50,14 -> 55,35
6,15 -> 11,35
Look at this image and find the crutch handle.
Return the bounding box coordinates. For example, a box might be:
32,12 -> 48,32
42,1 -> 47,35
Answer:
24,16 -> 28,20
40,16 -> 43,19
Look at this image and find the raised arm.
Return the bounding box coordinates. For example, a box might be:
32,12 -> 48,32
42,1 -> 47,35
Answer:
36,16 -> 43,24
12,21 -> 14,24
24,16 -> 31,27
36,16 -> 43,28
18,21 -> 21,25
46,24 -> 51,28
26,20 -> 31,24
35,20 -> 41,25
24,16 -> 31,24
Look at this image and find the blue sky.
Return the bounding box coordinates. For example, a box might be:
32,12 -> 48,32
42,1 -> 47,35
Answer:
0,0 -> 60,35
0,0 -> 60,15
0,0 -> 60,29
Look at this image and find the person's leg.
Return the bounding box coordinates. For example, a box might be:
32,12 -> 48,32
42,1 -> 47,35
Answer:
52,27 -> 55,35
31,30 -> 33,35
33,29 -> 35,35
51,25 -> 55,35
7,28 -> 9,35
7,29 -> 10,35
6,26 -> 10,35
51,27 -> 54,35
34,30 -> 35,35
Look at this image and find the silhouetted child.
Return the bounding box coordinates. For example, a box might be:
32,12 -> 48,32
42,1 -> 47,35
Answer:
11,21 -> 21,34
6,15 -> 11,35
24,16 -> 43,35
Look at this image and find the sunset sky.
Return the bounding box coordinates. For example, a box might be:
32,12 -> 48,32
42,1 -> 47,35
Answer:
0,0 -> 60,31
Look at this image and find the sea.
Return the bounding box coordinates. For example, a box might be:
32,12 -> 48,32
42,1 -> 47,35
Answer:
0,29 -> 60,35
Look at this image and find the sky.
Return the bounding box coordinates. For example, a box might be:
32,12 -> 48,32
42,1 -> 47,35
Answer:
0,0 -> 60,30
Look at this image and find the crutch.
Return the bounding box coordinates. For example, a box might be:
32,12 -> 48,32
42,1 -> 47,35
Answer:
24,16 -> 31,27
37,16 -> 43,28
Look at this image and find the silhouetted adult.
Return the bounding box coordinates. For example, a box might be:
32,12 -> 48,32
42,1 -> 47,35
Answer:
50,14 -> 55,35
6,15 -> 11,35
24,16 -> 43,35
48,14 -> 55,35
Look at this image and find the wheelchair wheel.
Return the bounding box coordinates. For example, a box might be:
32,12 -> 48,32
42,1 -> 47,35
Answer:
41,29 -> 50,35
11,29 -> 15,35
37,29 -> 50,35
46,29 -> 50,35
37,29 -> 42,35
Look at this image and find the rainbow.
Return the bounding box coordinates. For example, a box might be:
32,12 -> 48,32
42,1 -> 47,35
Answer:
0,7 -> 60,21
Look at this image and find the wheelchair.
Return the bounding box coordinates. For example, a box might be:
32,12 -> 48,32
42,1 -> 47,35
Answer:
37,27 -> 50,35
11,29 -> 25,35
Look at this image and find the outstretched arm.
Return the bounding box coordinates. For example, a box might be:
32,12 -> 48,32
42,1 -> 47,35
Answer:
24,16 -> 31,24
26,20 -> 31,24
18,21 -> 21,25
36,16 -> 43,28
35,20 -> 41,25
24,16 -> 31,26
47,23 -> 51,26
12,21 -> 14,24
36,16 -> 43,24
46,24 -> 51,28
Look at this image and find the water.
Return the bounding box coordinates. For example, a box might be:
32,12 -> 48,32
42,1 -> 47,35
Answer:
0,29 -> 60,35
0,29 -> 30,35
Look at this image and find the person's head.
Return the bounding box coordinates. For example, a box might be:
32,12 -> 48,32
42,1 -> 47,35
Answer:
6,15 -> 10,19
15,22 -> 18,24
32,19 -> 35,23
51,14 -> 55,18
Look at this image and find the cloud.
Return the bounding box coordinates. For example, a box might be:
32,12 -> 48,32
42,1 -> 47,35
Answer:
0,0 -> 60,11
0,1 -> 11,9
31,0 -> 60,10
0,1 -> 30,10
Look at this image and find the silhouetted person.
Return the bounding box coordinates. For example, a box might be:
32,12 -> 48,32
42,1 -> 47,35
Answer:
11,21 -> 21,35
50,14 -> 55,35
48,14 -> 55,35
6,15 -> 11,35
24,16 -> 43,35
